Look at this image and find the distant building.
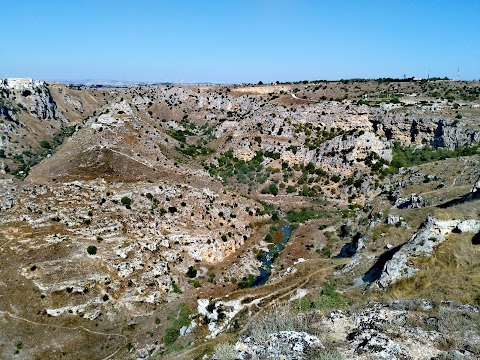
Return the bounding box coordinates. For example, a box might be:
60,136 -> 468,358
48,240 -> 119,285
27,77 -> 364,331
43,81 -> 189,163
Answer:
4,78 -> 44,89
6,78 -> 33,87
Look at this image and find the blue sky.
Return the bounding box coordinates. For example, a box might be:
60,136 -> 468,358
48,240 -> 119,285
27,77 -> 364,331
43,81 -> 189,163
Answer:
2,0 -> 479,83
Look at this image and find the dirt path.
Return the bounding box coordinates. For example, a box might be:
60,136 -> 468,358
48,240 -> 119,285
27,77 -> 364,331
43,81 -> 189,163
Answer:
448,160 -> 469,189
0,310 -> 127,360
164,259 -> 340,360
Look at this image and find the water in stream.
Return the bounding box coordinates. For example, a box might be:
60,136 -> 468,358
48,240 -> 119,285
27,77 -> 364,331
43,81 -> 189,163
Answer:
251,224 -> 291,287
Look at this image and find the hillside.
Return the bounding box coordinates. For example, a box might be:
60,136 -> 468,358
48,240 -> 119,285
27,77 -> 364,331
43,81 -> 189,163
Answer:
0,78 -> 479,359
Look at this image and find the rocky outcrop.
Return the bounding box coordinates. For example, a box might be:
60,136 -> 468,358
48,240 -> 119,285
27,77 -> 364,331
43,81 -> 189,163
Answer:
395,193 -> 425,209
372,113 -> 480,150
345,303 -> 411,359
337,232 -> 365,258
376,216 -> 480,288
469,175 -> 480,200
222,300 -> 480,360
235,331 -> 323,360
321,301 -> 480,359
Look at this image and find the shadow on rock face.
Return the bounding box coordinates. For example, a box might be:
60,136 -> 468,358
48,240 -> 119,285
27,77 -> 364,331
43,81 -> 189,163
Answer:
472,232 -> 480,245
361,243 -> 405,283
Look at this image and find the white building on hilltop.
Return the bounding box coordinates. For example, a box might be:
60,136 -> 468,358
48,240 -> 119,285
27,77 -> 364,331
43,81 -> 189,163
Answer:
4,78 -> 44,89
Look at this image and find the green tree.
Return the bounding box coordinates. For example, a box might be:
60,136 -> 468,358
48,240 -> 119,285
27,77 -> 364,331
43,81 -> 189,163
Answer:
121,196 -> 132,209
186,266 -> 197,278
39,140 -> 51,149
87,245 -> 97,255
268,183 -> 279,196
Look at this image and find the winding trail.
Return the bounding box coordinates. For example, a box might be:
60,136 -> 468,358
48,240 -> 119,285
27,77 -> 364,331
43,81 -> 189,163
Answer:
165,258 -> 341,360
448,161 -> 468,189
0,310 -> 127,360
107,147 -> 154,169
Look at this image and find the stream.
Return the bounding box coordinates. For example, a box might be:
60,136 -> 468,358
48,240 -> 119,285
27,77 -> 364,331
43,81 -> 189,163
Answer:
251,224 -> 291,287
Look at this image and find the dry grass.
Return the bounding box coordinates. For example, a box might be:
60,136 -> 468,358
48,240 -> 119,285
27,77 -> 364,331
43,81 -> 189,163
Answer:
247,304 -> 308,343
387,232 -> 480,305
212,342 -> 237,360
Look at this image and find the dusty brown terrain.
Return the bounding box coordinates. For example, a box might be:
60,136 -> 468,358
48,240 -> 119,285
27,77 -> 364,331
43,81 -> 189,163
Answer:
0,78 -> 479,359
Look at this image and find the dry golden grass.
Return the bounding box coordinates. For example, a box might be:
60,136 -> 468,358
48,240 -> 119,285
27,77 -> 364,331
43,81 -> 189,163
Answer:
387,232 -> 480,305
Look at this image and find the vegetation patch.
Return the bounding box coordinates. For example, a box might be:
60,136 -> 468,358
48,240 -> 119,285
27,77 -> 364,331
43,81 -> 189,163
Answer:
391,142 -> 479,170
162,303 -> 192,349
286,208 -> 331,223
295,283 -> 346,311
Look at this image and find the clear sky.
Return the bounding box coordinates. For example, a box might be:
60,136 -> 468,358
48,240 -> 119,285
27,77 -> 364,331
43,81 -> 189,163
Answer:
2,0 -> 479,83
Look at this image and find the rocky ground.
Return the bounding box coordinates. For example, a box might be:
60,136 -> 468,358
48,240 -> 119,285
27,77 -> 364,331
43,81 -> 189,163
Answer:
0,78 -> 479,359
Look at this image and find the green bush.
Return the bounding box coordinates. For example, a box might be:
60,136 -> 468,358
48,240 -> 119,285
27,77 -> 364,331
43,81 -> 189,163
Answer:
121,196 -> 132,208
295,283 -> 345,312
39,140 -> 51,149
286,185 -> 297,193
238,274 -> 256,289
186,266 -> 197,278
171,282 -> 182,293
87,245 -> 97,255
163,327 -> 179,346
268,182 -> 279,195
313,283 -> 346,310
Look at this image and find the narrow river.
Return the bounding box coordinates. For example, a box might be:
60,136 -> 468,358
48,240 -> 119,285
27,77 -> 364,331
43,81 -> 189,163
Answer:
251,224 -> 291,287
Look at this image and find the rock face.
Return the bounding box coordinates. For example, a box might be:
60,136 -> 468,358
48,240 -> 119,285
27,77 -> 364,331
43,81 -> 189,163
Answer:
469,175 -> 480,200
395,193 -> 425,209
235,331 -> 323,360
371,113 -> 480,150
317,300 -> 480,360
376,216 -> 480,288
337,232 -> 365,258
346,303 -> 411,359
1,79 -> 479,359
227,300 -> 480,360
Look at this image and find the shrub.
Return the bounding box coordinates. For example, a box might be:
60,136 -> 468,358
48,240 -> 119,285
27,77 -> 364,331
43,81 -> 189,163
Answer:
391,142 -> 478,169
238,274 -> 256,289
320,246 -> 332,257
313,283 -> 345,310
163,327 -> 179,346
268,183 -> 279,196
87,245 -> 97,255
286,208 -> 331,223
286,185 -> 297,194
14,341 -> 23,355
121,196 -> 132,208
39,140 -> 51,149
171,282 -> 182,293
186,266 -> 197,278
